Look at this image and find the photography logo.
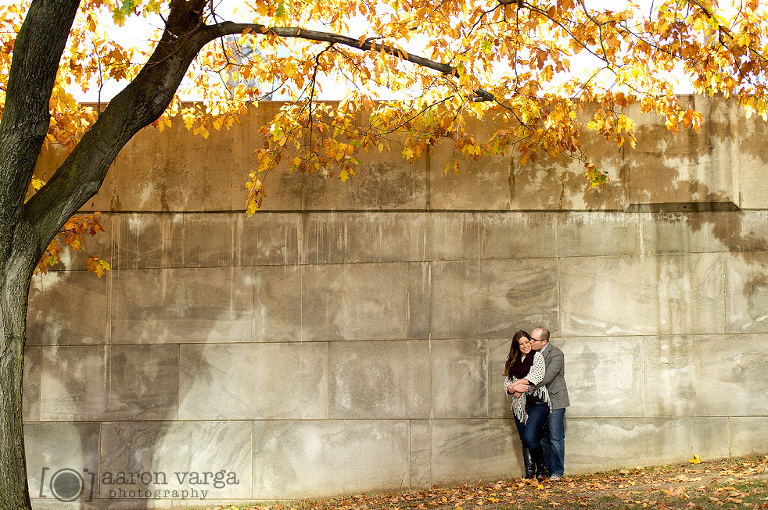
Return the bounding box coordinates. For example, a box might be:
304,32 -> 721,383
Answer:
39,467 -> 95,502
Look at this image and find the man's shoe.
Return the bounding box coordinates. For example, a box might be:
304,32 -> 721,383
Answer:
549,474 -> 562,481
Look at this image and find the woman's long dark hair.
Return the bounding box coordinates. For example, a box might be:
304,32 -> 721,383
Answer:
503,330 -> 530,377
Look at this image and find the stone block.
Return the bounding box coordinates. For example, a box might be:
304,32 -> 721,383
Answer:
303,212 -> 427,264
240,212 -> 300,266
561,337 -> 644,418
27,271 -> 108,346
560,253 -> 724,336
729,417 -> 768,456
429,259 -> 559,339
40,346 -> 107,420
426,212 -> 483,261
643,334 -> 768,417
252,265 -> 302,342
566,417 -> 729,473
252,420 -> 410,499
301,263 -> 408,341
556,212 -> 639,257
428,147 -> 512,211
177,213 -> 237,268
430,419 -> 518,484
99,421 -> 252,500
637,212 -> 736,255
481,213 -> 558,260
736,108 -> 768,209
25,422 -> 101,504
24,347 -> 41,422
112,214 -> 185,269
40,345 -> 179,421
627,95 -> 737,207
329,340 -> 430,419
179,342 -> 329,420
488,338 -> 516,420
300,151 -> 429,211
407,262 -> 432,340
725,252 -> 768,333
103,119 -> 243,212
111,267 -> 253,344
431,339 -> 488,419
409,420 -> 433,489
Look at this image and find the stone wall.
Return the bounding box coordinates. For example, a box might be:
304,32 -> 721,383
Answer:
23,96 -> 768,509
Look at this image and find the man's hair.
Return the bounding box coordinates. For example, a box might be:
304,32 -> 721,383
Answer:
536,327 -> 550,341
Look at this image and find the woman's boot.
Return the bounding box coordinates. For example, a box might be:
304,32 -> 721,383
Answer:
529,446 -> 549,481
522,447 -> 535,479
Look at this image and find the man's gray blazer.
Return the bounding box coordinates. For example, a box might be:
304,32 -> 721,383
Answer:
535,342 -> 570,410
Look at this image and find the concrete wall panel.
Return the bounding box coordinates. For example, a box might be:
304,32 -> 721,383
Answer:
302,263 -> 408,341
560,336 -> 645,418
40,344 -> 178,421
430,419 -> 518,484
252,420 -> 411,499
725,252 -> 768,333
430,259 -> 559,339
330,340 -> 430,419
567,417 -> 730,473
431,339 -> 488,419
304,212 -> 427,264
99,421 -> 252,499
179,342 -> 329,420
643,335 -> 768,417
561,253 -> 723,337
27,271 -> 108,346
111,267 -> 253,344
252,265 -> 302,342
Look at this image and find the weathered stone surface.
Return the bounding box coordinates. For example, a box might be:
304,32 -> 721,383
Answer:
429,259 -> 559,339
627,96 -> 738,207
429,148 -> 512,211
409,420 -> 433,489
111,267 -> 253,344
567,417 -> 729,473
240,212 -> 300,266
303,212 -> 427,264
252,420 -> 410,499
330,340 -> 430,419
431,339 -> 488,419
99,421 -> 252,499
252,265 -> 302,342
24,347 -> 41,422
560,253 -> 724,336
556,212 -> 639,257
488,338 -> 516,420
560,337 -> 644,418
112,213 -> 185,270
737,107 -> 768,209
40,344 -> 178,421
430,419 -> 518,483
729,417 -> 768,457
724,252 -> 768,333
25,422 -> 101,502
643,334 -> 768,417
302,262 -> 408,341
481,213 -> 558,260
179,342 -> 329,420
27,270 -> 108,346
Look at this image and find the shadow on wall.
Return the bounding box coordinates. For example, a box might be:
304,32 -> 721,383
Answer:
23,257 -> 252,508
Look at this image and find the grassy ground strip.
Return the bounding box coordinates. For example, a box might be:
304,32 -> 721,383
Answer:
208,455 -> 768,510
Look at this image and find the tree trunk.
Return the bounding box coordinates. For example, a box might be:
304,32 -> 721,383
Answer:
0,240 -> 36,510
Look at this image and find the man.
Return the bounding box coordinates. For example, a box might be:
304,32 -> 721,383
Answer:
529,326 -> 569,480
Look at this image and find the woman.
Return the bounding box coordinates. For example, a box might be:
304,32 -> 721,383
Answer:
504,330 -> 550,480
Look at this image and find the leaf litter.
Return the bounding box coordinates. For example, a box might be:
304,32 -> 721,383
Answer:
207,455 -> 768,510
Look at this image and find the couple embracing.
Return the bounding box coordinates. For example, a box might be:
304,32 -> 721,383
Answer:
504,327 -> 569,481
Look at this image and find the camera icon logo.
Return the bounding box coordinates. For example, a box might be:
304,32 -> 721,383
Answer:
39,467 -> 95,502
